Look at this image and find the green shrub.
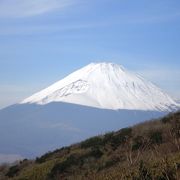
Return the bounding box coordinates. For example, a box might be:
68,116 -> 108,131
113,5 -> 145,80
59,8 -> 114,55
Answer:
36,147 -> 71,164
132,136 -> 144,151
6,165 -> 20,178
36,151 -> 52,163
81,136 -> 104,149
161,116 -> 170,124
149,131 -> 163,145
103,132 -> 114,144
89,147 -> 103,159
49,154 -> 77,178
110,127 -> 132,149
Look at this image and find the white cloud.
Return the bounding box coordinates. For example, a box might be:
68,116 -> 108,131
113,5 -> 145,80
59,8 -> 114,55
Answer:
0,0 -> 75,18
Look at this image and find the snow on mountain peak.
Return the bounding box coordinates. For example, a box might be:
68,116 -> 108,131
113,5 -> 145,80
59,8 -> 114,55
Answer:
21,62 -> 179,111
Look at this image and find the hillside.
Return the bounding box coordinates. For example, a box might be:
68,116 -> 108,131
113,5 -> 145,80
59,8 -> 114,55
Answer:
0,111 -> 180,180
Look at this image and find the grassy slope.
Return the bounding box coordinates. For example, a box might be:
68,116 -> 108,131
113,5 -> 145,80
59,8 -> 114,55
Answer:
0,111 -> 180,180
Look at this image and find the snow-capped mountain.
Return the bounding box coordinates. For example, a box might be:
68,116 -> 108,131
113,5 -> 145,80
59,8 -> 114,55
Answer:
21,62 -> 178,111
0,62 -> 179,162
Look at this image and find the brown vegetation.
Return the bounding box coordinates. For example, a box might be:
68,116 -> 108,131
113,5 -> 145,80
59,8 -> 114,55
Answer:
0,111 -> 180,180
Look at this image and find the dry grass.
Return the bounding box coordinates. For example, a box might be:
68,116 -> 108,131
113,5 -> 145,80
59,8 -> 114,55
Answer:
0,111 -> 180,180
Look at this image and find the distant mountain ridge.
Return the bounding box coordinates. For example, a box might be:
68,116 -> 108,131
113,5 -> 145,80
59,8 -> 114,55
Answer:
0,103 -> 165,161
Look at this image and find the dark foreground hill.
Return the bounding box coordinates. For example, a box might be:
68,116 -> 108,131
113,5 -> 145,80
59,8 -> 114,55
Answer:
0,111 -> 180,180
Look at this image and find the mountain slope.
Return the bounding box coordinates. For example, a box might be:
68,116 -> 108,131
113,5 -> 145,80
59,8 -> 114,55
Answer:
1,111 -> 180,180
21,63 -> 178,111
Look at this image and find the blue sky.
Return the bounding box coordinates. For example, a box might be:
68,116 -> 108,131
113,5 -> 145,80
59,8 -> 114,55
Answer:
0,0 -> 180,109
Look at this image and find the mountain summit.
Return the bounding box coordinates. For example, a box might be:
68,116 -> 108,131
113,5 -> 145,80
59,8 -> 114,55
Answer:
21,62 -> 178,111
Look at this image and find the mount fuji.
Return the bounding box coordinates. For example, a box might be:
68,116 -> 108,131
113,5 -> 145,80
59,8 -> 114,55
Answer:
0,62 -> 179,163
21,62 -> 177,111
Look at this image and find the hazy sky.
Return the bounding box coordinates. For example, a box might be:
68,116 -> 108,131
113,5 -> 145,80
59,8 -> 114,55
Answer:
0,0 -> 180,109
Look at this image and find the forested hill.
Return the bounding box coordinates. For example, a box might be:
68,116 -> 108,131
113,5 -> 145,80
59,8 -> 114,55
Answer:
1,111 -> 180,180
